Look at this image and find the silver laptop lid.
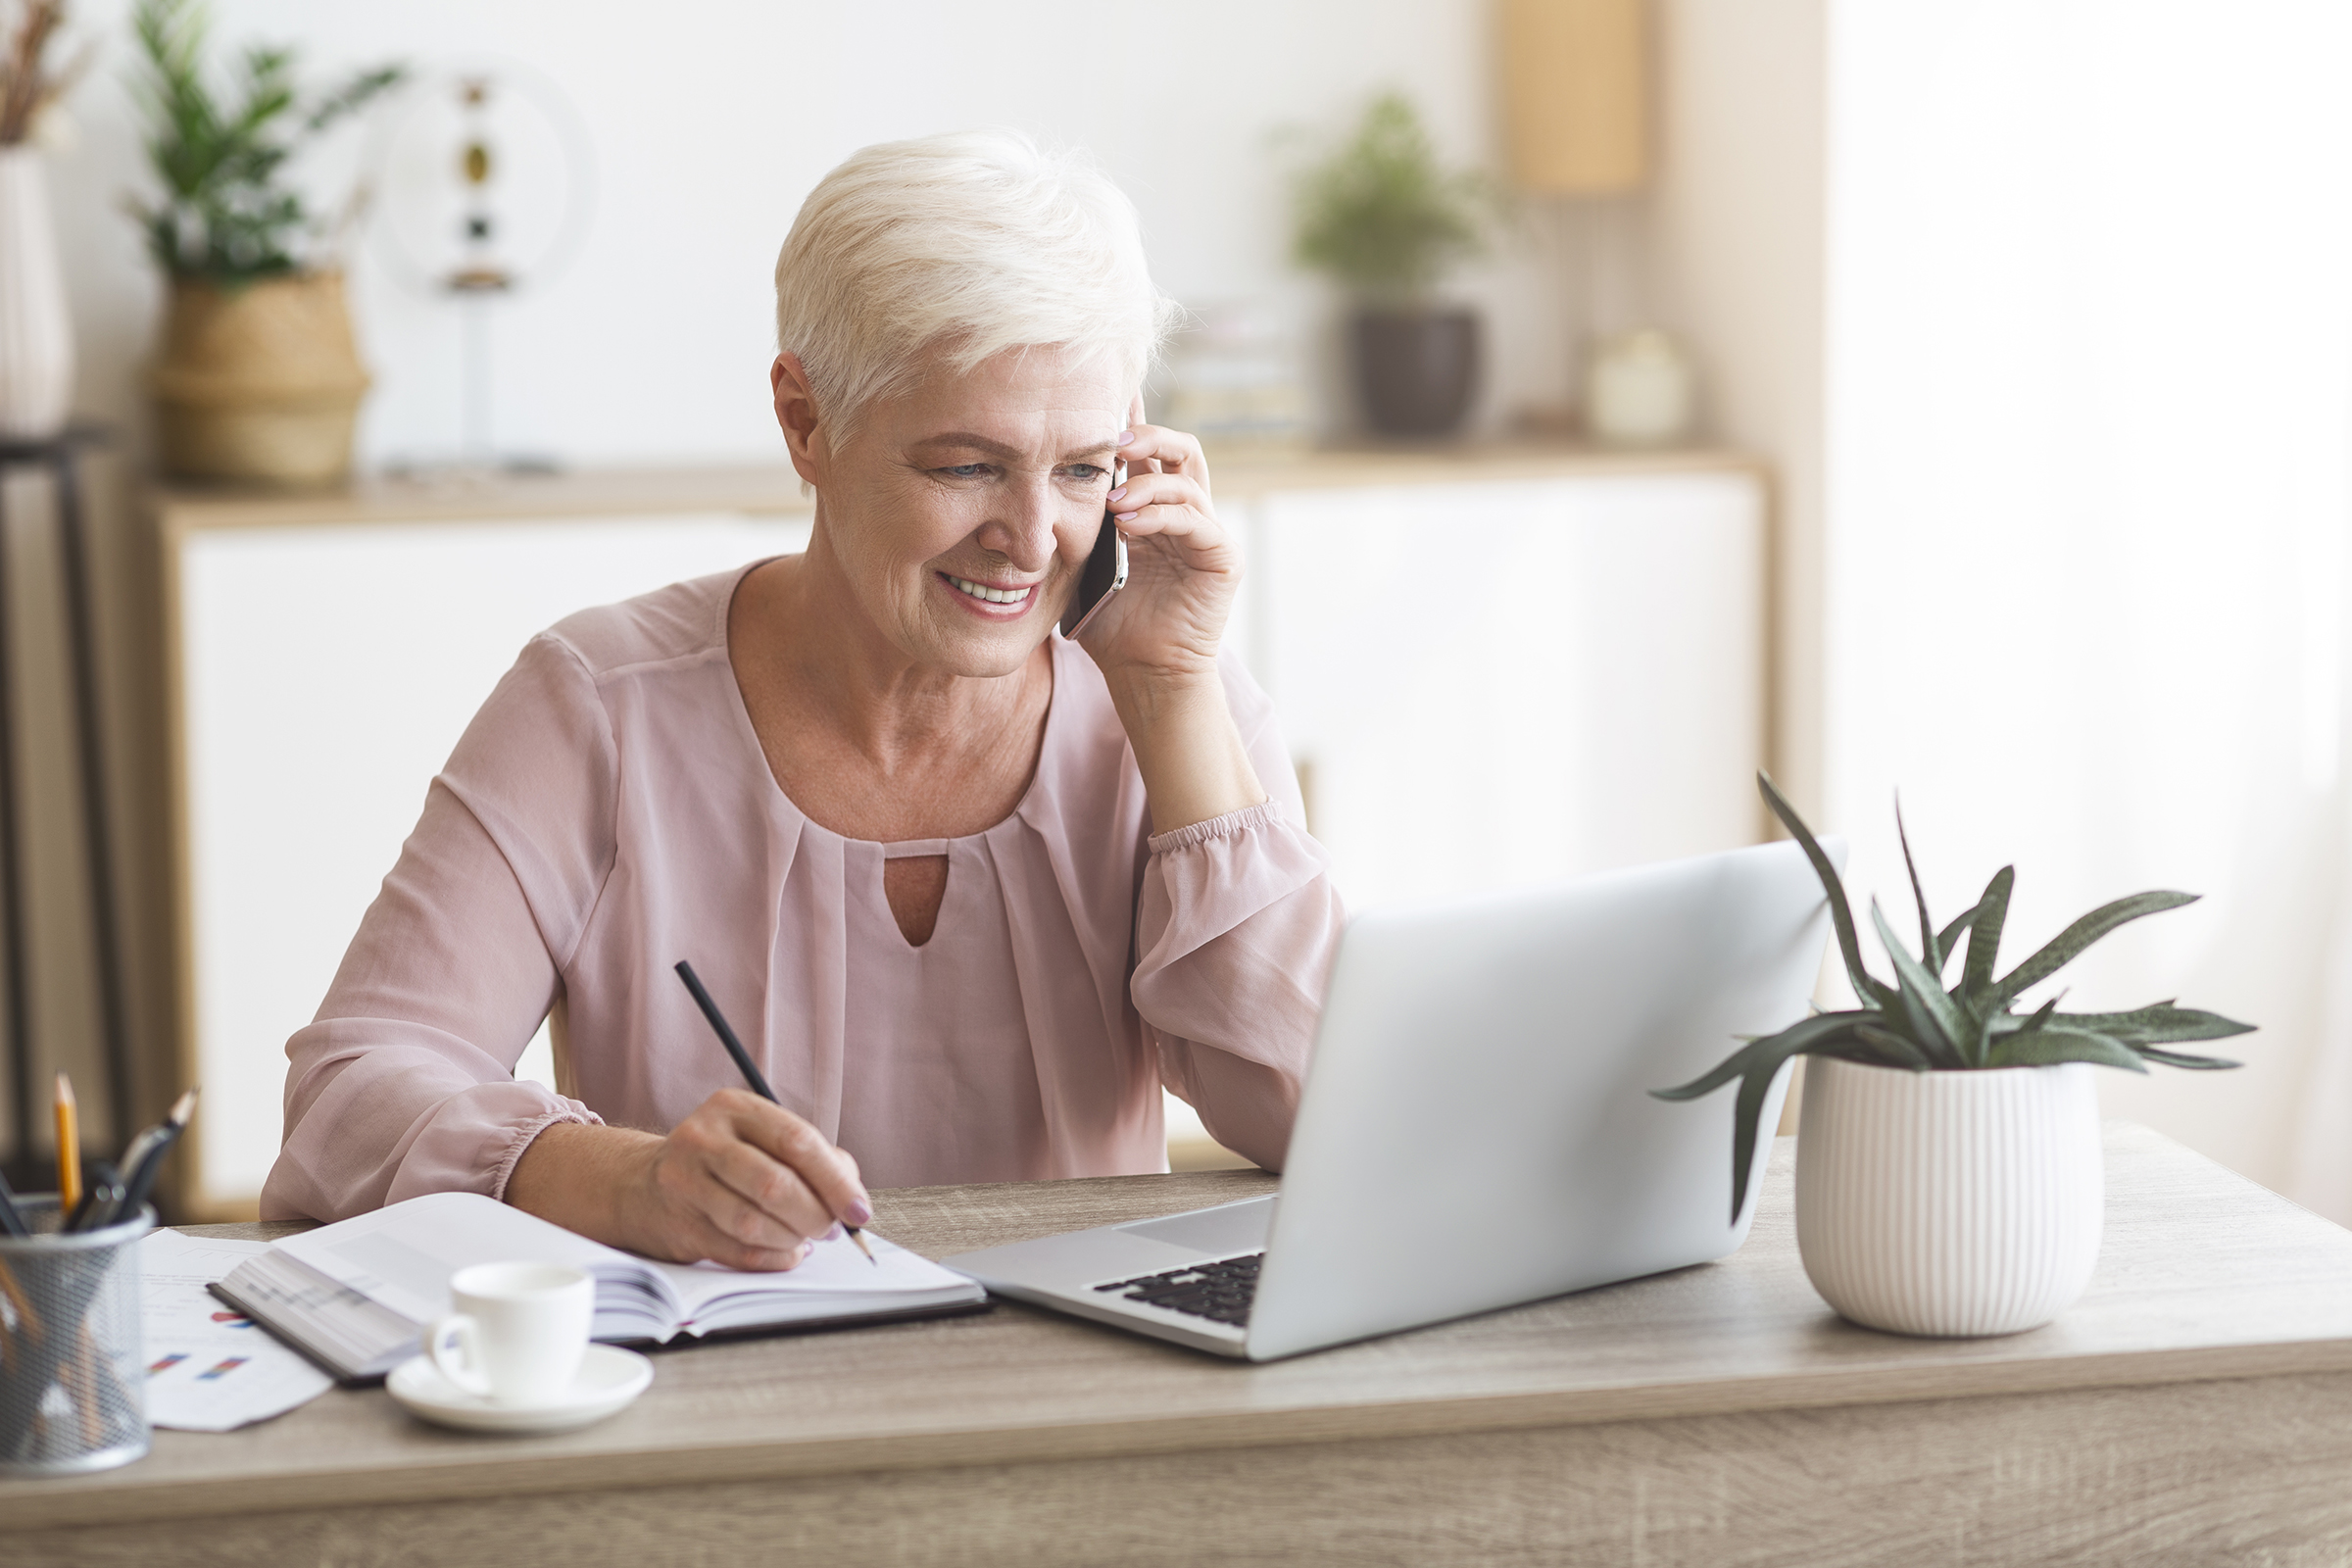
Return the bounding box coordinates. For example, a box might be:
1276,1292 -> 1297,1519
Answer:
1245,836 -> 1836,1360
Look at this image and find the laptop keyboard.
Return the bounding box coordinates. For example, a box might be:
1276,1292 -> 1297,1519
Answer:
1093,1252 -> 1262,1326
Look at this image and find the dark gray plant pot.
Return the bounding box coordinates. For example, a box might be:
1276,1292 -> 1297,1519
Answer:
1351,307 -> 1481,438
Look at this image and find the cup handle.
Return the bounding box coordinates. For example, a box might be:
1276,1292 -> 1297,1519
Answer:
425,1314 -> 491,1397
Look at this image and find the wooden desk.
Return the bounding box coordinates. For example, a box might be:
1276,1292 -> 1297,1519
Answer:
8,1124 -> 2352,1566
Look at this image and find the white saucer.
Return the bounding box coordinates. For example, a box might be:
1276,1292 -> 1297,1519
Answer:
387,1343 -> 654,1434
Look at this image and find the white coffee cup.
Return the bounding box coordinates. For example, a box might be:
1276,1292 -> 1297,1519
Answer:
425,1261 -> 594,1406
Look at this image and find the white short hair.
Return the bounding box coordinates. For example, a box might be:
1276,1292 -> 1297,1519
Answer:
775,129 -> 1178,442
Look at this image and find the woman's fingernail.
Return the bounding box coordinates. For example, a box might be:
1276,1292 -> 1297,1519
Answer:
1115,511 -> 1139,522
822,1222 -> 844,1241
846,1199 -> 873,1226
1107,485 -> 1127,503
1116,430 -> 1136,445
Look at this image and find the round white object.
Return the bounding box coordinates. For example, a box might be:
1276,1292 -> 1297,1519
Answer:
388,1342 -> 654,1435
1795,1056 -> 2103,1337
1585,328 -> 1694,447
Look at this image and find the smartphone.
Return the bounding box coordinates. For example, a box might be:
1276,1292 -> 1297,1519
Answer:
1058,459 -> 1129,639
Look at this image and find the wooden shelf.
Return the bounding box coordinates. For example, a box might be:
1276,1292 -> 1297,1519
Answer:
150,443 -> 1764,534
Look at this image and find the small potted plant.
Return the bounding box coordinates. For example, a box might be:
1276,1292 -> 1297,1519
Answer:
1291,91 -> 1494,439
1656,773 -> 2253,1337
126,0 -> 401,486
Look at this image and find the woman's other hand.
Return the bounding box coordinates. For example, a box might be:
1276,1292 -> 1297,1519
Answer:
1076,399 -> 1237,685
506,1091 -> 873,1271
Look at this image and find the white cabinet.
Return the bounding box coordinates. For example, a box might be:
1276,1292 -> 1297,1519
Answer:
166,491 -> 813,1213
160,456 -> 1765,1213
1231,468 -> 1766,912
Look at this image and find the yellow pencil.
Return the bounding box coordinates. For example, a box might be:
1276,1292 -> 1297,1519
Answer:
54,1072 -> 79,1214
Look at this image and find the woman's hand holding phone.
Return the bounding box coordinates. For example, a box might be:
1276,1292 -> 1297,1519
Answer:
1070,397 -> 1241,686
1075,396 -> 1265,836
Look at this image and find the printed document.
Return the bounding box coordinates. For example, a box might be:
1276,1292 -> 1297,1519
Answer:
139,1230 -> 334,1432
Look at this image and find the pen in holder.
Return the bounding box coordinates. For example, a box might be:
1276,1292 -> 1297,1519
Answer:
0,1196 -> 152,1474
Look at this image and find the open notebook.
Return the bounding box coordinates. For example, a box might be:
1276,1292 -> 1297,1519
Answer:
212,1191 -> 988,1384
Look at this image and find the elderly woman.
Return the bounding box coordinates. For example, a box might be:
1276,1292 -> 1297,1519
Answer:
261,130 -> 1346,1271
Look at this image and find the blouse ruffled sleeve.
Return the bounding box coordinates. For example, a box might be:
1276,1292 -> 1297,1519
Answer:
259,634 -> 616,1221
1130,661 -> 1346,1170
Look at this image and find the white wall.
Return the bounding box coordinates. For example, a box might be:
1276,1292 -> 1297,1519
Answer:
51,0 -> 1571,466
1647,0 -> 1828,822
1825,0 -> 2352,1206
1644,0 -> 2352,1208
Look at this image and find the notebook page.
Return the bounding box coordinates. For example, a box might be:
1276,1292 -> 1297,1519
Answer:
274,1191 -> 641,1323
651,1231 -> 979,1317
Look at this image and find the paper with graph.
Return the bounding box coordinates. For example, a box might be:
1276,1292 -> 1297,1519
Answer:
140,1230 -> 334,1432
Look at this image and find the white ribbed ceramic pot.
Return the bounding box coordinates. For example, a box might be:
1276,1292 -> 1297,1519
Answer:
0,147 -> 74,438
1794,1056 -> 2103,1337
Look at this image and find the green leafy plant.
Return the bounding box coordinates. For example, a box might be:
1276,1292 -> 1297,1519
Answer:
125,0 -> 402,282
1290,91 -> 1494,304
1656,772 -> 2254,1221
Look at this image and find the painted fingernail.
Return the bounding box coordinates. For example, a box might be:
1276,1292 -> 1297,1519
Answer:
1116,430 -> 1136,445
822,1222 -> 844,1241
846,1198 -> 873,1226
1106,485 -> 1127,502
1115,511 -> 1139,522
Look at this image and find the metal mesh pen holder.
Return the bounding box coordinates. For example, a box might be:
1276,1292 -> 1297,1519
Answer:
0,1197 -> 152,1474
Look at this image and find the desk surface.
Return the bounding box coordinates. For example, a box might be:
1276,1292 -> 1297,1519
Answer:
9,1123 -> 2352,1534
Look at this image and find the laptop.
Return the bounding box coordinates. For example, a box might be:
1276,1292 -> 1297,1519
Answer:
942,836 -> 1838,1361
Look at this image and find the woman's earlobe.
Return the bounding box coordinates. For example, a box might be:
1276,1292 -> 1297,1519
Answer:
771,353 -> 824,446
771,370 -> 827,489
773,399 -> 824,491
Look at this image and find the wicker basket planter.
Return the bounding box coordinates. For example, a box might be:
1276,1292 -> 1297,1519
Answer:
151,270 -> 368,487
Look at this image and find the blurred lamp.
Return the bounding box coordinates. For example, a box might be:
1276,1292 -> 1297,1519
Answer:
373,62 -> 593,471
1499,0 -> 1649,194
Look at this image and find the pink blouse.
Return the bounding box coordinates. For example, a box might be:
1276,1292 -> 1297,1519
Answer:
261,564 -> 1346,1222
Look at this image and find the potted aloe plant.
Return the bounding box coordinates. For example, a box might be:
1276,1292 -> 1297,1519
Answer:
1291,92 -> 1494,438
1656,773 -> 2253,1337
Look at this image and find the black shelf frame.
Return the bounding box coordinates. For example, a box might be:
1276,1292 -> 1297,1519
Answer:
0,422 -> 134,1193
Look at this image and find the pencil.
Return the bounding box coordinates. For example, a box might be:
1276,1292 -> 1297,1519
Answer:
65,1160 -> 121,1234
54,1072 -> 79,1215
673,960 -> 876,1265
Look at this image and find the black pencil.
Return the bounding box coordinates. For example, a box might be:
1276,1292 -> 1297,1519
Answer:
65,1160 -> 122,1234
105,1086 -> 200,1231
673,960 -> 876,1264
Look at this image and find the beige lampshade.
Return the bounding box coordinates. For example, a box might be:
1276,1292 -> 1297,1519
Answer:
1499,0 -> 1649,194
